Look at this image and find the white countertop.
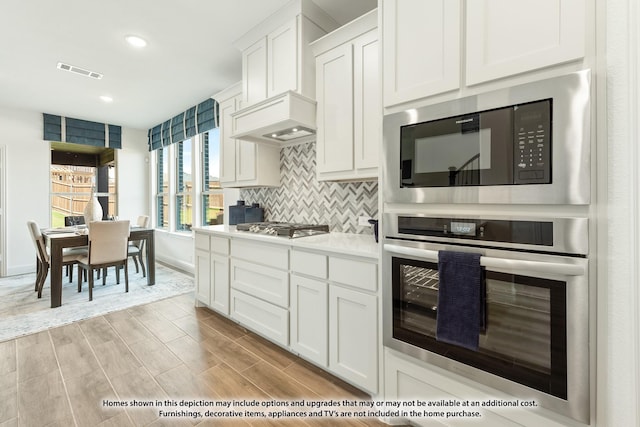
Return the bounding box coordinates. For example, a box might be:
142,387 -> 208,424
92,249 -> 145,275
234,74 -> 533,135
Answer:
193,225 -> 379,260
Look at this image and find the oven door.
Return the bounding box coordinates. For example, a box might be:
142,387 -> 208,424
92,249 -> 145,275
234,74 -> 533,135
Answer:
382,240 -> 589,423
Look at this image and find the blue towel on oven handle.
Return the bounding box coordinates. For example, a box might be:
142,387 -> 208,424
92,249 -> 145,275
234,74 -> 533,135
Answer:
436,250 -> 483,351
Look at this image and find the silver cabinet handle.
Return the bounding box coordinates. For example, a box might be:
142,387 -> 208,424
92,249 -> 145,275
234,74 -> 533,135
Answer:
383,244 -> 585,277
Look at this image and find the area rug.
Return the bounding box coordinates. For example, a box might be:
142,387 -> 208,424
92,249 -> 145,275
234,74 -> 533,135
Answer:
0,262 -> 195,342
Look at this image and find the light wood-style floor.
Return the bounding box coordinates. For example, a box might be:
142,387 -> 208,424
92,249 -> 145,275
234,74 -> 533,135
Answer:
0,292 -> 392,427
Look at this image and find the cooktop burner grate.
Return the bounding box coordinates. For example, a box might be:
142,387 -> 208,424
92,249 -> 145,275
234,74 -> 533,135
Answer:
236,222 -> 330,238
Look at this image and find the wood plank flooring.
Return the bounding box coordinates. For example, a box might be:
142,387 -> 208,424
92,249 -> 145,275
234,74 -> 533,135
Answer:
0,293 -> 392,427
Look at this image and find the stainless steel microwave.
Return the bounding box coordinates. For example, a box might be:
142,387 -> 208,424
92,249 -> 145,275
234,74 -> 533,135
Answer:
383,70 -> 591,205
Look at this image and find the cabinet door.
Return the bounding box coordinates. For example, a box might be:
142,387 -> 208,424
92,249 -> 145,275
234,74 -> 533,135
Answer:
194,248 -> 211,305
219,97 -> 238,184
316,43 -> 354,174
291,275 -> 328,366
329,285 -> 377,393
210,254 -> 229,315
382,0 -> 461,107
353,29 -> 380,175
243,38 -> 268,105
267,19 -> 298,97
235,140 -> 257,182
466,0 -> 585,85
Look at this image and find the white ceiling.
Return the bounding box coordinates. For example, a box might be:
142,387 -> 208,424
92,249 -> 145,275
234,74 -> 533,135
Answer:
0,0 -> 376,130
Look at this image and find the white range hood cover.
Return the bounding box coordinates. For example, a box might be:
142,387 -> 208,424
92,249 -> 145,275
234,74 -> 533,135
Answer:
231,91 -> 317,144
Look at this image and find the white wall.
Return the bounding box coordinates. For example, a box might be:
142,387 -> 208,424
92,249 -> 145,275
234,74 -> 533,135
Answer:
0,107 -> 149,276
0,108 -> 50,275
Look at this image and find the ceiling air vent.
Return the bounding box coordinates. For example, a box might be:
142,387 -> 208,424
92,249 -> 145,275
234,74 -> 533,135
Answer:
56,62 -> 103,79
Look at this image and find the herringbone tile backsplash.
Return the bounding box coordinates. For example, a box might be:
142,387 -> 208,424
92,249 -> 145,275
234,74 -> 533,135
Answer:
239,142 -> 378,234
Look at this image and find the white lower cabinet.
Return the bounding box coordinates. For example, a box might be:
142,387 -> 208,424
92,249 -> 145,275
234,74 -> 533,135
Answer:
231,289 -> 289,346
194,233 -> 230,315
329,284 -> 378,394
195,248 -> 211,305
290,275 -> 328,366
195,235 -> 378,395
210,255 -> 229,315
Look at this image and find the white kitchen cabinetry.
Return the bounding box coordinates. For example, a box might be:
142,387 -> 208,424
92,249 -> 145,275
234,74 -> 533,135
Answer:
313,10 -> 379,181
466,0 -> 585,85
194,233 -> 230,315
329,285 -> 378,394
194,241 -> 210,305
215,83 -> 280,188
230,239 -> 290,345
381,0 -> 586,106
210,237 -> 230,315
290,274 -> 328,366
290,248 -> 378,393
235,0 -> 337,107
382,0 -> 461,107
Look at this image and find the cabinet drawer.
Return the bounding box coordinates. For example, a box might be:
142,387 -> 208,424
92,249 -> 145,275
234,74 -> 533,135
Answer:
211,236 -> 229,255
231,289 -> 288,346
291,250 -> 327,279
329,257 -> 377,292
194,233 -> 209,251
231,259 -> 289,308
231,239 -> 289,270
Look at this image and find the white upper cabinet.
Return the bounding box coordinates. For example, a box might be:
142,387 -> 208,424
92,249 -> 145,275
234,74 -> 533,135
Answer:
267,20 -> 299,97
216,83 -> 280,188
382,0 -> 461,107
466,0 -> 586,85
235,0 -> 338,107
381,0 -> 586,107
313,10 -> 379,181
242,39 -> 268,105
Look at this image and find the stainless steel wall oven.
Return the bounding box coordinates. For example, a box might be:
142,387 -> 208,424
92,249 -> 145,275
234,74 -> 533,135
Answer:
382,213 -> 589,423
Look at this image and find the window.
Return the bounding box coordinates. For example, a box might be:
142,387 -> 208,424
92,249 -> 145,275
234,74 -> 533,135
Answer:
156,146 -> 169,229
176,138 -> 193,231
153,130 -> 222,232
201,129 -> 223,225
50,145 -> 117,227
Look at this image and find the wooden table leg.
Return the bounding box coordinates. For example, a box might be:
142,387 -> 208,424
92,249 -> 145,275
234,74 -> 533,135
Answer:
50,239 -> 63,308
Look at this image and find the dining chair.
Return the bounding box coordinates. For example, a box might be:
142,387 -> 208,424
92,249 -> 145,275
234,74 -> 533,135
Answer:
27,221 -> 84,298
77,220 -> 130,301
127,215 -> 150,277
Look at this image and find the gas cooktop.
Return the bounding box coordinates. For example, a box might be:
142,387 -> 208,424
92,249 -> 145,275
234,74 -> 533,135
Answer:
236,222 -> 330,238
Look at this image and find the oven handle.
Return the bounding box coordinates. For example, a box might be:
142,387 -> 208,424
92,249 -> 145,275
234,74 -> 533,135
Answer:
383,244 -> 585,277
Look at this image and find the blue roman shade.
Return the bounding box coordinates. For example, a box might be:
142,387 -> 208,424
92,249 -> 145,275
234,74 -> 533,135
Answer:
148,125 -> 162,150
147,97 -> 218,151
171,113 -> 185,143
43,114 -> 122,149
184,106 -> 197,138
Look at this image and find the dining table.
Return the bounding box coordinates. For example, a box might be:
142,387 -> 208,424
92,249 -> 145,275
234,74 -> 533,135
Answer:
43,227 -> 155,308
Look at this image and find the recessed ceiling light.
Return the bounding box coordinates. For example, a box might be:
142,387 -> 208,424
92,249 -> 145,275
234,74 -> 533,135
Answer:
100,95 -> 113,103
125,35 -> 147,48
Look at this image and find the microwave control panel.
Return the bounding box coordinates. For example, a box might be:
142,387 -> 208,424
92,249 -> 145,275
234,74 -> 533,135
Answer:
513,99 -> 552,184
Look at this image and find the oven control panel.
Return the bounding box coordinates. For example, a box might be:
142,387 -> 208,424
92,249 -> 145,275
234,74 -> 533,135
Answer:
513,99 -> 552,185
397,216 -> 553,247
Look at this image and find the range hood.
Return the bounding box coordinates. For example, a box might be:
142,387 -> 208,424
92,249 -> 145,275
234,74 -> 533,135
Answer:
231,91 -> 316,144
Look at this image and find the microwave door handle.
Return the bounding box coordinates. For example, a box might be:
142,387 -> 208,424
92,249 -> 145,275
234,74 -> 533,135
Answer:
383,244 -> 585,277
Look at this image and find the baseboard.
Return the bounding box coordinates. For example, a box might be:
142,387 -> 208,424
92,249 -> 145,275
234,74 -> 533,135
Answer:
156,255 -> 194,276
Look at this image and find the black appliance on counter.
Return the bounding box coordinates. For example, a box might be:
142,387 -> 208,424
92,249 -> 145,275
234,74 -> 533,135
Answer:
229,201 -> 264,225
236,222 -> 329,238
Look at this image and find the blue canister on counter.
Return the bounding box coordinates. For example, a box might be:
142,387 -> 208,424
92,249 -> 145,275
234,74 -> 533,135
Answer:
229,200 -> 246,225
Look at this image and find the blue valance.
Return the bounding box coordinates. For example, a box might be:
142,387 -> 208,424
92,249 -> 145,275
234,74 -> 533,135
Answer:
43,114 -> 122,149
147,97 -> 218,151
